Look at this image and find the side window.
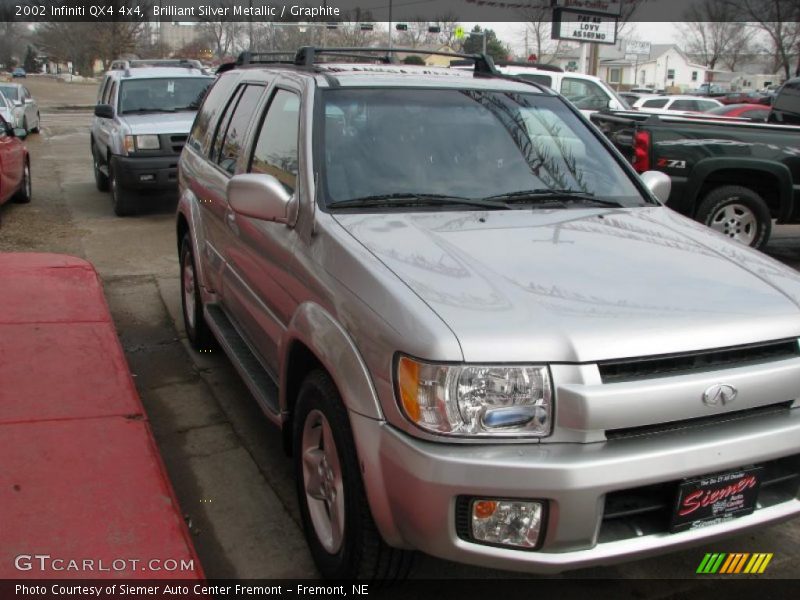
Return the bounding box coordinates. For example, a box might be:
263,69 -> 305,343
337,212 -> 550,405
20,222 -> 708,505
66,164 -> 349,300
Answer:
670,100 -> 697,111
560,78 -> 608,110
22,87 -> 30,99
216,85 -> 265,175
642,98 -> 668,108
697,100 -> 719,111
187,74 -> 238,156
249,90 -> 301,194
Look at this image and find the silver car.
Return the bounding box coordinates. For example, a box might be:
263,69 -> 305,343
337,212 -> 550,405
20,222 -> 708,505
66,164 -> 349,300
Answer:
176,49 -> 800,578
0,83 -> 40,133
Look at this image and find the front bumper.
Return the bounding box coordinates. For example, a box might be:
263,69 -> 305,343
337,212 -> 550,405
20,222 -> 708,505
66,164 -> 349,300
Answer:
111,155 -> 179,191
351,407 -> 800,574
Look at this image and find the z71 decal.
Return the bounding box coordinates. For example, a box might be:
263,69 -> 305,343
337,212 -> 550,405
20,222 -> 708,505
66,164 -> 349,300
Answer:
657,158 -> 687,169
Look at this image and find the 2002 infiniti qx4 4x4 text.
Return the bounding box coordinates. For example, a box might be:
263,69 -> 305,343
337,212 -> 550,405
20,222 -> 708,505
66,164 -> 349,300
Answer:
176,47 -> 800,578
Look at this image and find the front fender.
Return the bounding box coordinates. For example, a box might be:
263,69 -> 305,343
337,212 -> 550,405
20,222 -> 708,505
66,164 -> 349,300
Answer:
282,302 -> 382,420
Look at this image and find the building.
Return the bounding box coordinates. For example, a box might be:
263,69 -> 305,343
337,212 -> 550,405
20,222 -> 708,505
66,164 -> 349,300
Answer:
598,44 -> 710,91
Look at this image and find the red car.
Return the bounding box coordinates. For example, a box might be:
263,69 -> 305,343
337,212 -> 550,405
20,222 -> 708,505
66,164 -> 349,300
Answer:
719,92 -> 771,105
0,114 -> 30,206
706,103 -> 771,121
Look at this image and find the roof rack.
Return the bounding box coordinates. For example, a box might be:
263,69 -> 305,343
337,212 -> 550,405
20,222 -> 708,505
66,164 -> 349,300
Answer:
110,58 -> 207,77
221,46 -> 499,76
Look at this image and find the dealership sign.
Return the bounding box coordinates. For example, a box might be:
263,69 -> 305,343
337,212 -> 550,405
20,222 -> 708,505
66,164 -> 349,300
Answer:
552,9 -> 618,45
624,40 -> 652,55
551,0 -> 622,15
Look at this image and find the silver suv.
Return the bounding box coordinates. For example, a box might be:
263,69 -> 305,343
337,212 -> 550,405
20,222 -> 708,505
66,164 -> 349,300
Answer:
176,48 -> 800,578
91,59 -> 213,215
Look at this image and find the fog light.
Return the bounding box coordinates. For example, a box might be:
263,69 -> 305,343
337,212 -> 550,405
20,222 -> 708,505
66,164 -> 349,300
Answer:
471,498 -> 543,549
139,174 -> 155,182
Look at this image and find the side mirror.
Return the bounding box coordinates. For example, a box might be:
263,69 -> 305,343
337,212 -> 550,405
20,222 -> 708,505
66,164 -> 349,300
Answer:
227,173 -> 296,225
12,100 -> 22,107
12,127 -> 27,139
640,170 -> 671,203
94,103 -> 114,119
23,98 -> 33,104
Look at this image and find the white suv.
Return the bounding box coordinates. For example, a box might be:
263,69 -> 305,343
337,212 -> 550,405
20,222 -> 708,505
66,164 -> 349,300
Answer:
494,64 -> 630,115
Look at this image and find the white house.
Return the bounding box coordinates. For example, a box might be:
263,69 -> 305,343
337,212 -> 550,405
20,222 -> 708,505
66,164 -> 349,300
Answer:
598,44 -> 710,91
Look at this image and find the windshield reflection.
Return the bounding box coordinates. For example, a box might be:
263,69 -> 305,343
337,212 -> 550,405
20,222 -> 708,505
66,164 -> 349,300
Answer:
321,88 -> 646,208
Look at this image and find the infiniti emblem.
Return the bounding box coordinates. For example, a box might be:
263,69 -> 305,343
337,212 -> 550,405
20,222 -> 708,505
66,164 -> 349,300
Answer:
703,383 -> 738,406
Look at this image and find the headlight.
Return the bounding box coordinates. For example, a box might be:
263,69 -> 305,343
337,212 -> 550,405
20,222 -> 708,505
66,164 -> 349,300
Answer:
124,134 -> 160,153
396,356 -> 552,437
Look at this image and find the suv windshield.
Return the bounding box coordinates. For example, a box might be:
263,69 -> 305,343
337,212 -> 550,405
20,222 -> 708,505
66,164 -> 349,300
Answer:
321,88 -> 648,210
118,77 -> 212,114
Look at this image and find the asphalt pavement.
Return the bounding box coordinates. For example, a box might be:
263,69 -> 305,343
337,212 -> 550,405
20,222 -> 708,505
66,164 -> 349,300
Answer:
2,76 -> 799,587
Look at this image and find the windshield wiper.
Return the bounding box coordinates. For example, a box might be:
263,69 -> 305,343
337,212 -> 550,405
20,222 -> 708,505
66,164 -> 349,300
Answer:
484,189 -> 623,207
328,193 -> 510,210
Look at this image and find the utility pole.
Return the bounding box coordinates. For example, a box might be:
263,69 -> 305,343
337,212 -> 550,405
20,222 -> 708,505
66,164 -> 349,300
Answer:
388,0 -> 393,51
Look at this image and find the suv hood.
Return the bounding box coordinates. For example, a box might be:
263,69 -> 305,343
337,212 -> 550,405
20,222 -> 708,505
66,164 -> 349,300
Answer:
121,111 -> 196,135
334,207 -> 800,363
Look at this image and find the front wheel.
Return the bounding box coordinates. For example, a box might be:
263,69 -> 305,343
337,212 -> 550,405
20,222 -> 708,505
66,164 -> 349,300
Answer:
92,145 -> 109,191
12,160 -> 31,203
179,233 -> 214,351
696,185 -> 772,249
293,371 -> 414,580
110,160 -> 136,216
30,112 -> 40,133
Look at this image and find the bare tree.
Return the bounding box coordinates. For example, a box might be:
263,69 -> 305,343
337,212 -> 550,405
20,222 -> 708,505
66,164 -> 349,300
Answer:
518,5 -> 565,63
678,0 -> 755,70
735,0 -> 800,78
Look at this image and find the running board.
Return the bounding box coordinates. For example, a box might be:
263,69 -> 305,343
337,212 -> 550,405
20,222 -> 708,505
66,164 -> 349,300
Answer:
204,304 -> 281,422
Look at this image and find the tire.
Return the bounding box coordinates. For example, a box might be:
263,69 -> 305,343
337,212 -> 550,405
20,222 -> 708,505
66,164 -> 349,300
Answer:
30,112 -> 40,134
109,159 -> 136,216
696,185 -> 772,249
293,370 -> 414,580
179,233 -> 215,351
92,144 -> 109,191
12,159 -> 31,204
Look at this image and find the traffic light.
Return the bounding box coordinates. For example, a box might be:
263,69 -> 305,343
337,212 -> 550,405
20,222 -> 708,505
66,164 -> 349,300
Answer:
428,26 -> 441,33
360,23 -> 373,31
396,23 -> 408,31
326,22 -> 338,30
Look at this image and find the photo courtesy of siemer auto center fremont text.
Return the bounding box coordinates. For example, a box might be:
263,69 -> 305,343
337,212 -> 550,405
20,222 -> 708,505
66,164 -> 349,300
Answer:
1,0 -> 800,598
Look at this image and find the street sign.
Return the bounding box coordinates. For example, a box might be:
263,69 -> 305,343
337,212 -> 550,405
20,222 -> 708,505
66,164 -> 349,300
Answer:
454,25 -> 465,40
552,9 -> 618,45
624,40 -> 651,55
551,0 -> 622,16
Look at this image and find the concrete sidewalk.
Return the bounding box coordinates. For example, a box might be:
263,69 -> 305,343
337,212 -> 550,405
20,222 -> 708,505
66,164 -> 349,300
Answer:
0,253 -> 203,579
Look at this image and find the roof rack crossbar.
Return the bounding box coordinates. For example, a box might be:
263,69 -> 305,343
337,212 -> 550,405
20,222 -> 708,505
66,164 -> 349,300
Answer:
293,46 -> 498,75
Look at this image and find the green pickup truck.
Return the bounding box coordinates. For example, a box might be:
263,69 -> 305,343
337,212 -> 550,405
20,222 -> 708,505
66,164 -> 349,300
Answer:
591,77 -> 800,249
